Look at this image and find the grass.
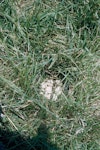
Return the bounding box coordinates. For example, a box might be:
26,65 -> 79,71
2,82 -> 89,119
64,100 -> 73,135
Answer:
0,0 -> 100,149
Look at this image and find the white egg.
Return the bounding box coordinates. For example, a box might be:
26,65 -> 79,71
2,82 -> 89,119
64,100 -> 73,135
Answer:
40,78 -> 63,100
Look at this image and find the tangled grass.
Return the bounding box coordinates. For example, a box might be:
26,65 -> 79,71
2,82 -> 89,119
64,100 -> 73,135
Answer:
0,0 -> 100,149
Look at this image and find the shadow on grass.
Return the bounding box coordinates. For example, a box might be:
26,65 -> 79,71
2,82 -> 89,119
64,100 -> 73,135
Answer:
0,123 -> 59,150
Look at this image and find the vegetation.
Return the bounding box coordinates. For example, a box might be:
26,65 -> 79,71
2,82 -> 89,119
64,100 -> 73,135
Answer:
0,0 -> 100,149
